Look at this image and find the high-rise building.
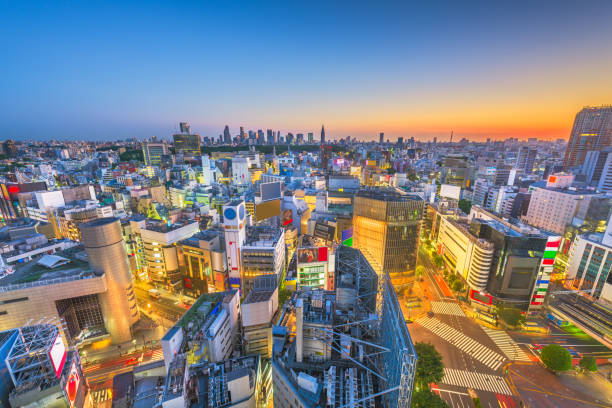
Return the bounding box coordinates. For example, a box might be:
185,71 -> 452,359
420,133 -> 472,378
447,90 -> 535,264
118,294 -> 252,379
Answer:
563,106 -> 612,170
320,125 -> 325,143
240,126 -> 246,142
379,132 -> 384,144
223,200 -> 247,292
266,129 -> 274,144
353,188 -> 424,281
142,140 -> 169,166
223,125 -> 232,144
307,132 -> 313,143
516,146 -> 537,173
173,123 -> 201,157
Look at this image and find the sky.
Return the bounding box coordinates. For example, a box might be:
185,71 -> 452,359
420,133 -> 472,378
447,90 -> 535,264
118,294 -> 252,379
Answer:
1,1 -> 611,142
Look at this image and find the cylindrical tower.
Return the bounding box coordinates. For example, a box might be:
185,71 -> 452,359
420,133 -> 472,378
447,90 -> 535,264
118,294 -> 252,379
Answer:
80,218 -> 139,344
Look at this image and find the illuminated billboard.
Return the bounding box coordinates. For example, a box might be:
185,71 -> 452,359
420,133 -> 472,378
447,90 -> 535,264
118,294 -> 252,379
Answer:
64,361 -> 81,408
298,247 -> 328,264
255,199 -> 281,221
49,334 -> 67,379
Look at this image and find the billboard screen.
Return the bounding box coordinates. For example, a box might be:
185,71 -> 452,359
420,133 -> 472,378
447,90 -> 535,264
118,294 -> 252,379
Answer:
49,334 -> 67,379
255,199 -> 281,221
341,228 -> 353,247
260,181 -> 282,201
440,184 -> 461,200
469,289 -> 493,305
298,247 -> 328,264
64,361 -> 81,408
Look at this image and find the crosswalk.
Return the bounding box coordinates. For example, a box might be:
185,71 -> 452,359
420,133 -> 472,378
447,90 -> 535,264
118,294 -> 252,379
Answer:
431,301 -> 465,317
481,327 -> 531,362
416,317 -> 505,370
441,368 -> 513,395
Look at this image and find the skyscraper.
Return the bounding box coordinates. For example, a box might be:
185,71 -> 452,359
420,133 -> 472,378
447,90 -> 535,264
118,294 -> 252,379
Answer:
142,139 -> 169,166
320,125 -> 325,143
173,122 -> 201,157
239,126 -> 245,143
379,132 -> 384,144
223,125 -> 231,144
353,188 -> 424,282
563,106 -> 612,170
266,129 -> 274,144
307,132 -> 313,143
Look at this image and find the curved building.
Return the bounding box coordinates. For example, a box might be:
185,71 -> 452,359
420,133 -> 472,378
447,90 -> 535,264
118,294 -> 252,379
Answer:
467,242 -> 494,291
80,218 -> 139,343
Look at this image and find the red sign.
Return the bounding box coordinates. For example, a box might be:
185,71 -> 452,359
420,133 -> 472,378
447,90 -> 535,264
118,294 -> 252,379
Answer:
49,334 -> 66,379
64,361 -> 80,408
469,289 -> 493,305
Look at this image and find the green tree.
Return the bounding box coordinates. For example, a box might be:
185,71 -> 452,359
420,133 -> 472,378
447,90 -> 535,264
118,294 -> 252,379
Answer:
415,265 -> 425,279
497,307 -> 525,328
414,342 -> 444,391
432,254 -> 444,269
540,344 -> 572,372
411,390 -> 448,408
451,280 -> 463,292
579,355 -> 597,372
458,199 -> 472,214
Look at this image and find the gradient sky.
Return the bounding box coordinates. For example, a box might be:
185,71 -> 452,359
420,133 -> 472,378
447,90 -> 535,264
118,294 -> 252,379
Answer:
1,1 -> 611,142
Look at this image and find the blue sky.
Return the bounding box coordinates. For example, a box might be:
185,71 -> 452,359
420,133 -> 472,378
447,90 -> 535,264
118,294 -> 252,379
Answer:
1,1 -> 611,141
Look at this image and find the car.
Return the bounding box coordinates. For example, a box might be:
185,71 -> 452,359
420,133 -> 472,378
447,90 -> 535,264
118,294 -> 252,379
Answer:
427,311 -> 435,318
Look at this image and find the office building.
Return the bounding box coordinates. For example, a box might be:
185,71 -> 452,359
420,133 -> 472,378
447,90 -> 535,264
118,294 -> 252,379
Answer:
320,125 -> 325,143
142,140 -> 169,167
232,155 -> 250,185
242,275 -> 278,358
272,246 -> 417,408
173,124 -> 201,157
177,230 -> 227,295
131,218 -> 200,284
379,132 -> 384,144
563,105 -> 612,170
241,226 -> 285,294
523,179 -> 599,234
567,231 -> 612,300
467,207 -> 559,311
353,188 -> 424,281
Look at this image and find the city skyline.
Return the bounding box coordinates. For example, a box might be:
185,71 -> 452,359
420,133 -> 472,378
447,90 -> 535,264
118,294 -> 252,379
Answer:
1,1 -> 612,141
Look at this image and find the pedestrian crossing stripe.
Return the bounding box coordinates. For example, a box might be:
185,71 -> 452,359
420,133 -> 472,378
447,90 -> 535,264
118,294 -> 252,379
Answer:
416,317 -> 505,370
441,368 -> 513,395
481,327 -> 531,362
431,301 -> 466,317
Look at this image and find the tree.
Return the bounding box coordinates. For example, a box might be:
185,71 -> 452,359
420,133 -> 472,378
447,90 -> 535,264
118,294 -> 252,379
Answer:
411,390 -> 448,408
414,342 -> 444,391
432,254 -> 444,269
579,355 -> 598,372
415,265 -> 425,279
540,344 -> 572,372
458,199 -> 472,214
452,280 -> 463,292
497,306 -> 525,328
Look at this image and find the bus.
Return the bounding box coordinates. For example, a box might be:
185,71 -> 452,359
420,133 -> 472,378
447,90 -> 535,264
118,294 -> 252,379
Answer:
475,310 -> 497,325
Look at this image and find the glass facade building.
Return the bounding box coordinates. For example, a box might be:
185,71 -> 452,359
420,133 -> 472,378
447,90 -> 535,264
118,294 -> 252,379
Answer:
353,188 -> 424,281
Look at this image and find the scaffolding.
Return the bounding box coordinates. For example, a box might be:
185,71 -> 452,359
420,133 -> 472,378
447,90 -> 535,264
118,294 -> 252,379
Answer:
7,324 -> 62,393
334,246 -> 417,408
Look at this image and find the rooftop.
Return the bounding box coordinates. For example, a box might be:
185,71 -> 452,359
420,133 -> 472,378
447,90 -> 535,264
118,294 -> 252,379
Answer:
357,187 -> 422,201
244,225 -> 283,247
0,247 -> 96,291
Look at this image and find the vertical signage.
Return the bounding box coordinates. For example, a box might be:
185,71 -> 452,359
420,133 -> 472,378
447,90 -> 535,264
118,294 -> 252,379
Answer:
528,236 -> 560,313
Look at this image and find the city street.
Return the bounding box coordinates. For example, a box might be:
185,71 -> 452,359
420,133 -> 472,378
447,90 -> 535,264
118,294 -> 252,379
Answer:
407,256 -> 612,408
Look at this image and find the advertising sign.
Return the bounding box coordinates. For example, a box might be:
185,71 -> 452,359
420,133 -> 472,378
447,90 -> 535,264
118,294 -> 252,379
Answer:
297,247 -> 328,264
49,334 -> 67,379
64,361 -> 81,408
469,289 -> 493,305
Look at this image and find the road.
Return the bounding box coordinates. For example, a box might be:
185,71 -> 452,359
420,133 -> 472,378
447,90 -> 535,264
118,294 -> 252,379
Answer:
408,258 -> 515,408
134,286 -> 189,322
84,347 -> 164,384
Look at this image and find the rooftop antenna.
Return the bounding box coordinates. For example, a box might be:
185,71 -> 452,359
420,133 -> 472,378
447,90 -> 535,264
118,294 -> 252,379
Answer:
450,130 -> 454,143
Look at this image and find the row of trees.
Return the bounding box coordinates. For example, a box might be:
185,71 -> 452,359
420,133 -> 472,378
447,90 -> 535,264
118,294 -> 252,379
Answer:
412,342 -> 448,407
